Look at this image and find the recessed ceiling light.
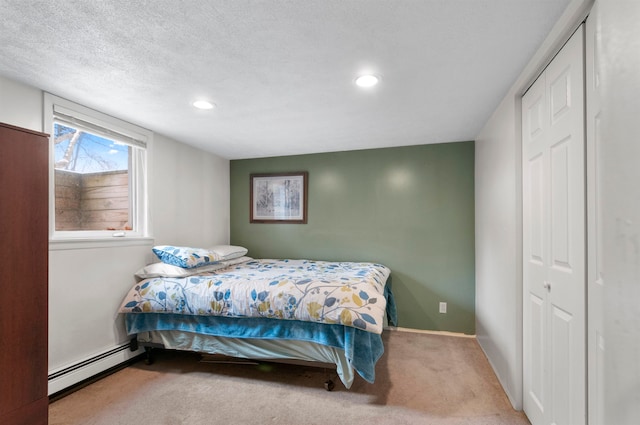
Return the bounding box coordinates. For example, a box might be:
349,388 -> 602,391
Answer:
355,74 -> 380,88
193,100 -> 215,110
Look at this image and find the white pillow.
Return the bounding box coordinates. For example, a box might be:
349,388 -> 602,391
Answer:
134,262 -> 226,280
208,245 -> 248,261
220,256 -> 253,267
134,256 -> 253,281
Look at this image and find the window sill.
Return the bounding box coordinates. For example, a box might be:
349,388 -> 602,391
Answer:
49,236 -> 154,251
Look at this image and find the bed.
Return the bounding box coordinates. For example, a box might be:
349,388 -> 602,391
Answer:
118,245 -> 397,389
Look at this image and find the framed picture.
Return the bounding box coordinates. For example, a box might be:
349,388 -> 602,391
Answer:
250,172 -> 308,223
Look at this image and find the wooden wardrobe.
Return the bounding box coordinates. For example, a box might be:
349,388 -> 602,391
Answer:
0,122 -> 49,425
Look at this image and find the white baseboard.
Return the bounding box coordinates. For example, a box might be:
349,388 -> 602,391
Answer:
48,343 -> 144,395
386,326 -> 476,338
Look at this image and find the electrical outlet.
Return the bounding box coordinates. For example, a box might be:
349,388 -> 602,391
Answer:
439,302 -> 447,314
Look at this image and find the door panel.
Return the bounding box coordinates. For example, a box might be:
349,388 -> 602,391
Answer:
529,293 -> 546,412
551,304 -> 572,425
550,137 -> 571,269
528,94 -> 545,140
550,66 -> 572,123
529,154 -> 545,263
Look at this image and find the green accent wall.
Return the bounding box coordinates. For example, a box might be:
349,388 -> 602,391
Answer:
230,142 -> 475,334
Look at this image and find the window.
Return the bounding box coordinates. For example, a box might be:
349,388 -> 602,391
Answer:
44,94 -> 151,241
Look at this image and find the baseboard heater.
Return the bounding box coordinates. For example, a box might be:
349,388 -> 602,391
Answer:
48,342 -> 144,396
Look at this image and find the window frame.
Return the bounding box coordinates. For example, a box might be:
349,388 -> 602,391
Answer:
44,93 -> 152,246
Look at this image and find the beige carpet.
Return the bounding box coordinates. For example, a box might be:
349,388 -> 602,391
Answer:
49,331 -> 530,425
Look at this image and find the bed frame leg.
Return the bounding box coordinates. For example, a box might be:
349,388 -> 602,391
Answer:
324,379 -> 335,391
144,346 -> 154,365
323,367 -> 336,391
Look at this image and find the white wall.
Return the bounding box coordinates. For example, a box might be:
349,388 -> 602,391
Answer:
0,76 -> 42,131
474,0 -> 593,409
0,74 -> 230,394
151,133 -> 230,247
475,94 -> 523,408
597,1 -> 640,422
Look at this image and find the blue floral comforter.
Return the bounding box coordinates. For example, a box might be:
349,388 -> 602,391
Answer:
119,259 -> 391,334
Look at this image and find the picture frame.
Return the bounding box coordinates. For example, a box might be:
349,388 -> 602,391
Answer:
250,172 -> 308,223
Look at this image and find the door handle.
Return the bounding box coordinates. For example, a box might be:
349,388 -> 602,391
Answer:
543,281 -> 551,291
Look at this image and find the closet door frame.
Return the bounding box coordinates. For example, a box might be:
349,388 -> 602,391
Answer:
586,7 -> 605,425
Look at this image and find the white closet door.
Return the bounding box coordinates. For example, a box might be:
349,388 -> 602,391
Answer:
522,25 -> 586,425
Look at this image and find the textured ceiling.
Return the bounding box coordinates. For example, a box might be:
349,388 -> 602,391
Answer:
0,1 -> 570,159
